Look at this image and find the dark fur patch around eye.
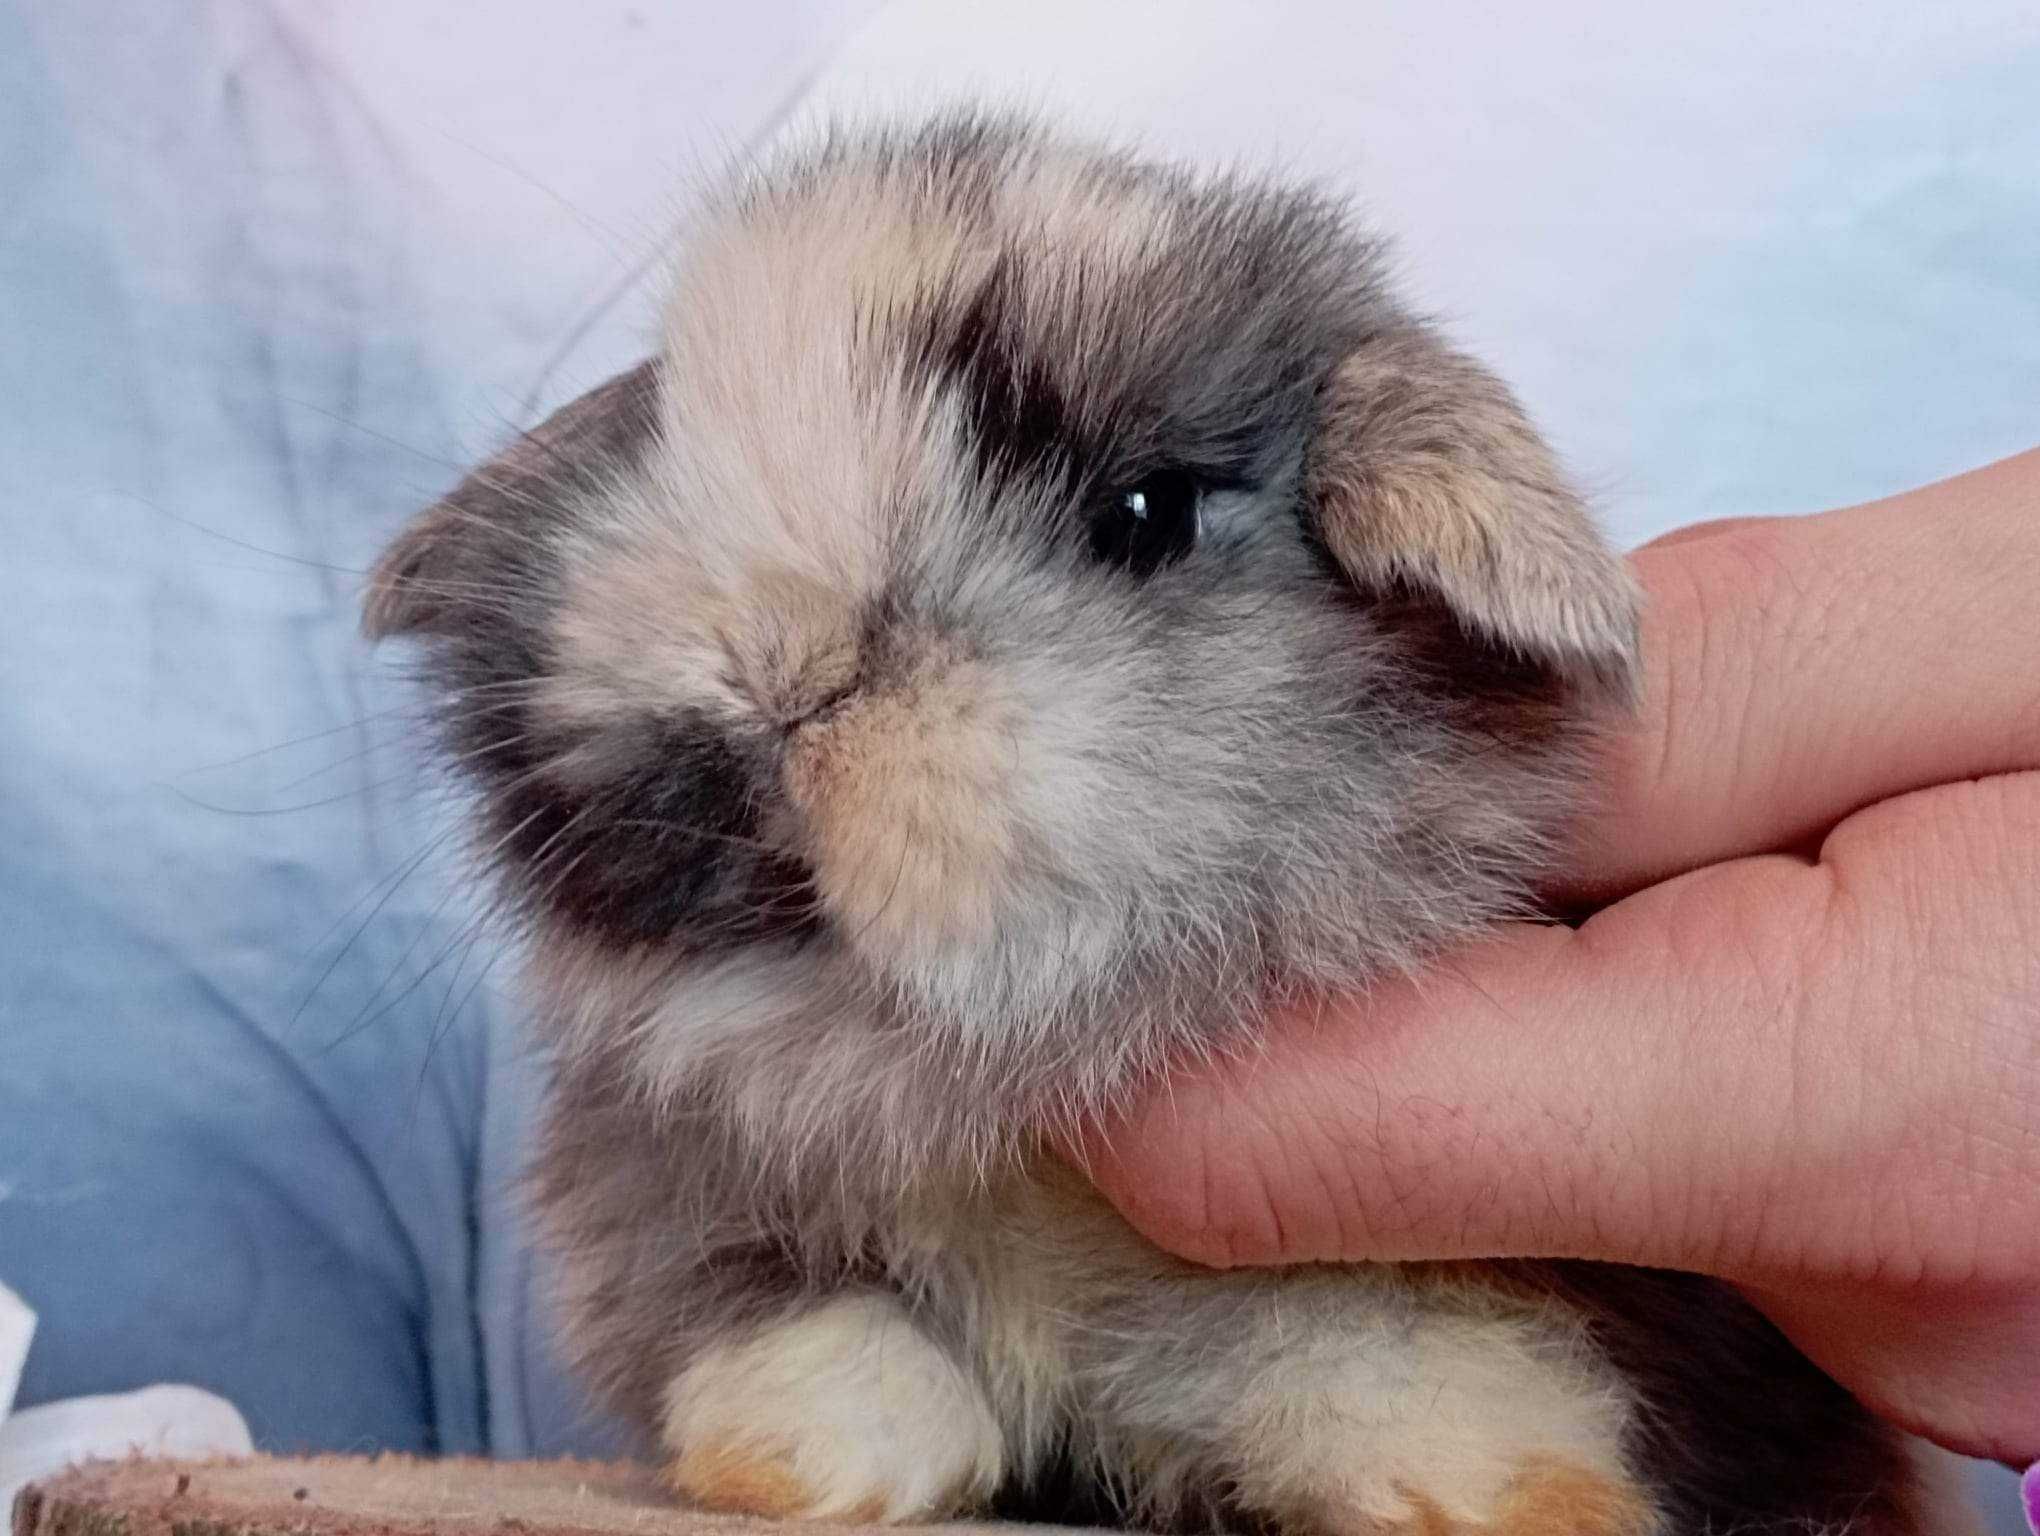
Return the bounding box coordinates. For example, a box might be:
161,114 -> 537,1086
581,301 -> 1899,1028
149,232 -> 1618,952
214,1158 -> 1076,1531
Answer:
893,183 -> 1387,559
913,255 -> 1092,497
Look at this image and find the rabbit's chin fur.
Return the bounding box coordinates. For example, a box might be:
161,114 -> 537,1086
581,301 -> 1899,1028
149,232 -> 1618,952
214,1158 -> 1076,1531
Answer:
370,114 -> 1957,1535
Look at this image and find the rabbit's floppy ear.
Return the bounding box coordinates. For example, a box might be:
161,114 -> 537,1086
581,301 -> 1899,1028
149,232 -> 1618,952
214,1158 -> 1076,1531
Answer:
363,359 -> 664,640
1306,327 -> 1639,697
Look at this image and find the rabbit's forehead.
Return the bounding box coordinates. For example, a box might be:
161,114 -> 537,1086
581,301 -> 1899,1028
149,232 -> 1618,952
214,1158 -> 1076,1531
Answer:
644,151 -> 1332,537
624,164 -> 1155,572
657,154 -> 1210,430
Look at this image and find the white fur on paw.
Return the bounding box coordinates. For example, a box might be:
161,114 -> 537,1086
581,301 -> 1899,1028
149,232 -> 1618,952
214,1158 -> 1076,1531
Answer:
1230,1309 -> 1653,1534
663,1294 -> 1004,1524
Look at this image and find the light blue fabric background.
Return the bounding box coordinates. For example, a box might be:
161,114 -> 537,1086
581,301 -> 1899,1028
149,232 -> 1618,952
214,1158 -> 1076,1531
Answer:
0,0 -> 865,1458
1,0 -> 2034,1526
3,2 -> 538,1456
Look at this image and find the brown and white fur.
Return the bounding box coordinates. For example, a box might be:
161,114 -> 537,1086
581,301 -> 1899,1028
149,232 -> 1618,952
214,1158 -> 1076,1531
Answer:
366,115 -> 1950,1535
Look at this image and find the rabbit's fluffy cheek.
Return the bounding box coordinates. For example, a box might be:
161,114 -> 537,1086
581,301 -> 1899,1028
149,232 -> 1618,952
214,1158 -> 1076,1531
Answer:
782,650 -> 1025,961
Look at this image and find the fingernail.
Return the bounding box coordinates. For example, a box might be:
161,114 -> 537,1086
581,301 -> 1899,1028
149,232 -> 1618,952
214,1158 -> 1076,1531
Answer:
2020,1461 -> 2040,1536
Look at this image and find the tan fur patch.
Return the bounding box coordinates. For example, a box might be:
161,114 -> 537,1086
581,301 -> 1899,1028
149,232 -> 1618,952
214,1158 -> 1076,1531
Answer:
666,1435 -> 979,1527
1309,331 -> 1639,692
665,1438 -> 816,1519
839,1493 -> 893,1525
785,648 -> 1020,956
1365,1460 -> 1650,1536
1492,1458 -> 1655,1536
1386,1486 -> 1458,1536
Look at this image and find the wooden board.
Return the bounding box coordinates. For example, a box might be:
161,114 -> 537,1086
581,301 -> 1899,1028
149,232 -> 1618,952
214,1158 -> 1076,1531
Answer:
11,1457 -> 1091,1536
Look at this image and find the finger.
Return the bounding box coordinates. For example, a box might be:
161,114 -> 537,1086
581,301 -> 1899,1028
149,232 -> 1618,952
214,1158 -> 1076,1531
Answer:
1573,449 -> 2040,899
1089,772 -> 2040,1282
1743,1276 -> 2040,1462
1634,514 -> 1778,551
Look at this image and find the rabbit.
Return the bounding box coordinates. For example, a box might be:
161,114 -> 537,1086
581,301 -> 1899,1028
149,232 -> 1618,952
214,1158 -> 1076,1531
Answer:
364,113 -> 1954,1536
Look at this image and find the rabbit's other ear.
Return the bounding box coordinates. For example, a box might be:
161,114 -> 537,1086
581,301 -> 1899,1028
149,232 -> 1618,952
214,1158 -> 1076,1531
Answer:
1306,328 -> 1639,698
363,359 -> 663,640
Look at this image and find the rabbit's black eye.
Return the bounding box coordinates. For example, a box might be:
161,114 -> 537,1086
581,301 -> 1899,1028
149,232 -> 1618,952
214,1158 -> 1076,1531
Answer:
1089,468 -> 1201,576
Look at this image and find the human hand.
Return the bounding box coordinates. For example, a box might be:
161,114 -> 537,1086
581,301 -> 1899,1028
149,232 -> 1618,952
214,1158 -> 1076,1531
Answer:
1084,450 -> 2040,1462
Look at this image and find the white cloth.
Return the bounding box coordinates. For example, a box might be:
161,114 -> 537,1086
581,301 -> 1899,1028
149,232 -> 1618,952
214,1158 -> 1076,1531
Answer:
0,1286 -> 31,1423
0,1284 -> 252,1519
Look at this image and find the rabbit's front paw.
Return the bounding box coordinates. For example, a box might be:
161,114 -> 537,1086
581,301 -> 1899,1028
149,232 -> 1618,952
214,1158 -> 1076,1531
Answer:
1222,1308 -> 1658,1536
662,1294 -> 1003,1524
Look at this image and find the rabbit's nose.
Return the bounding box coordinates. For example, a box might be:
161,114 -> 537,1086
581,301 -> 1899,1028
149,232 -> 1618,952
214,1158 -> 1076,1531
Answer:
767,632 -> 863,732
781,675 -> 862,734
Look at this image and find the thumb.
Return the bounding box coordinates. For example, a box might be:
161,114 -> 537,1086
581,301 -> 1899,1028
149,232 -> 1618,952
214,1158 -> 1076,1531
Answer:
1087,912 -> 1692,1269
1086,774 -> 2040,1289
